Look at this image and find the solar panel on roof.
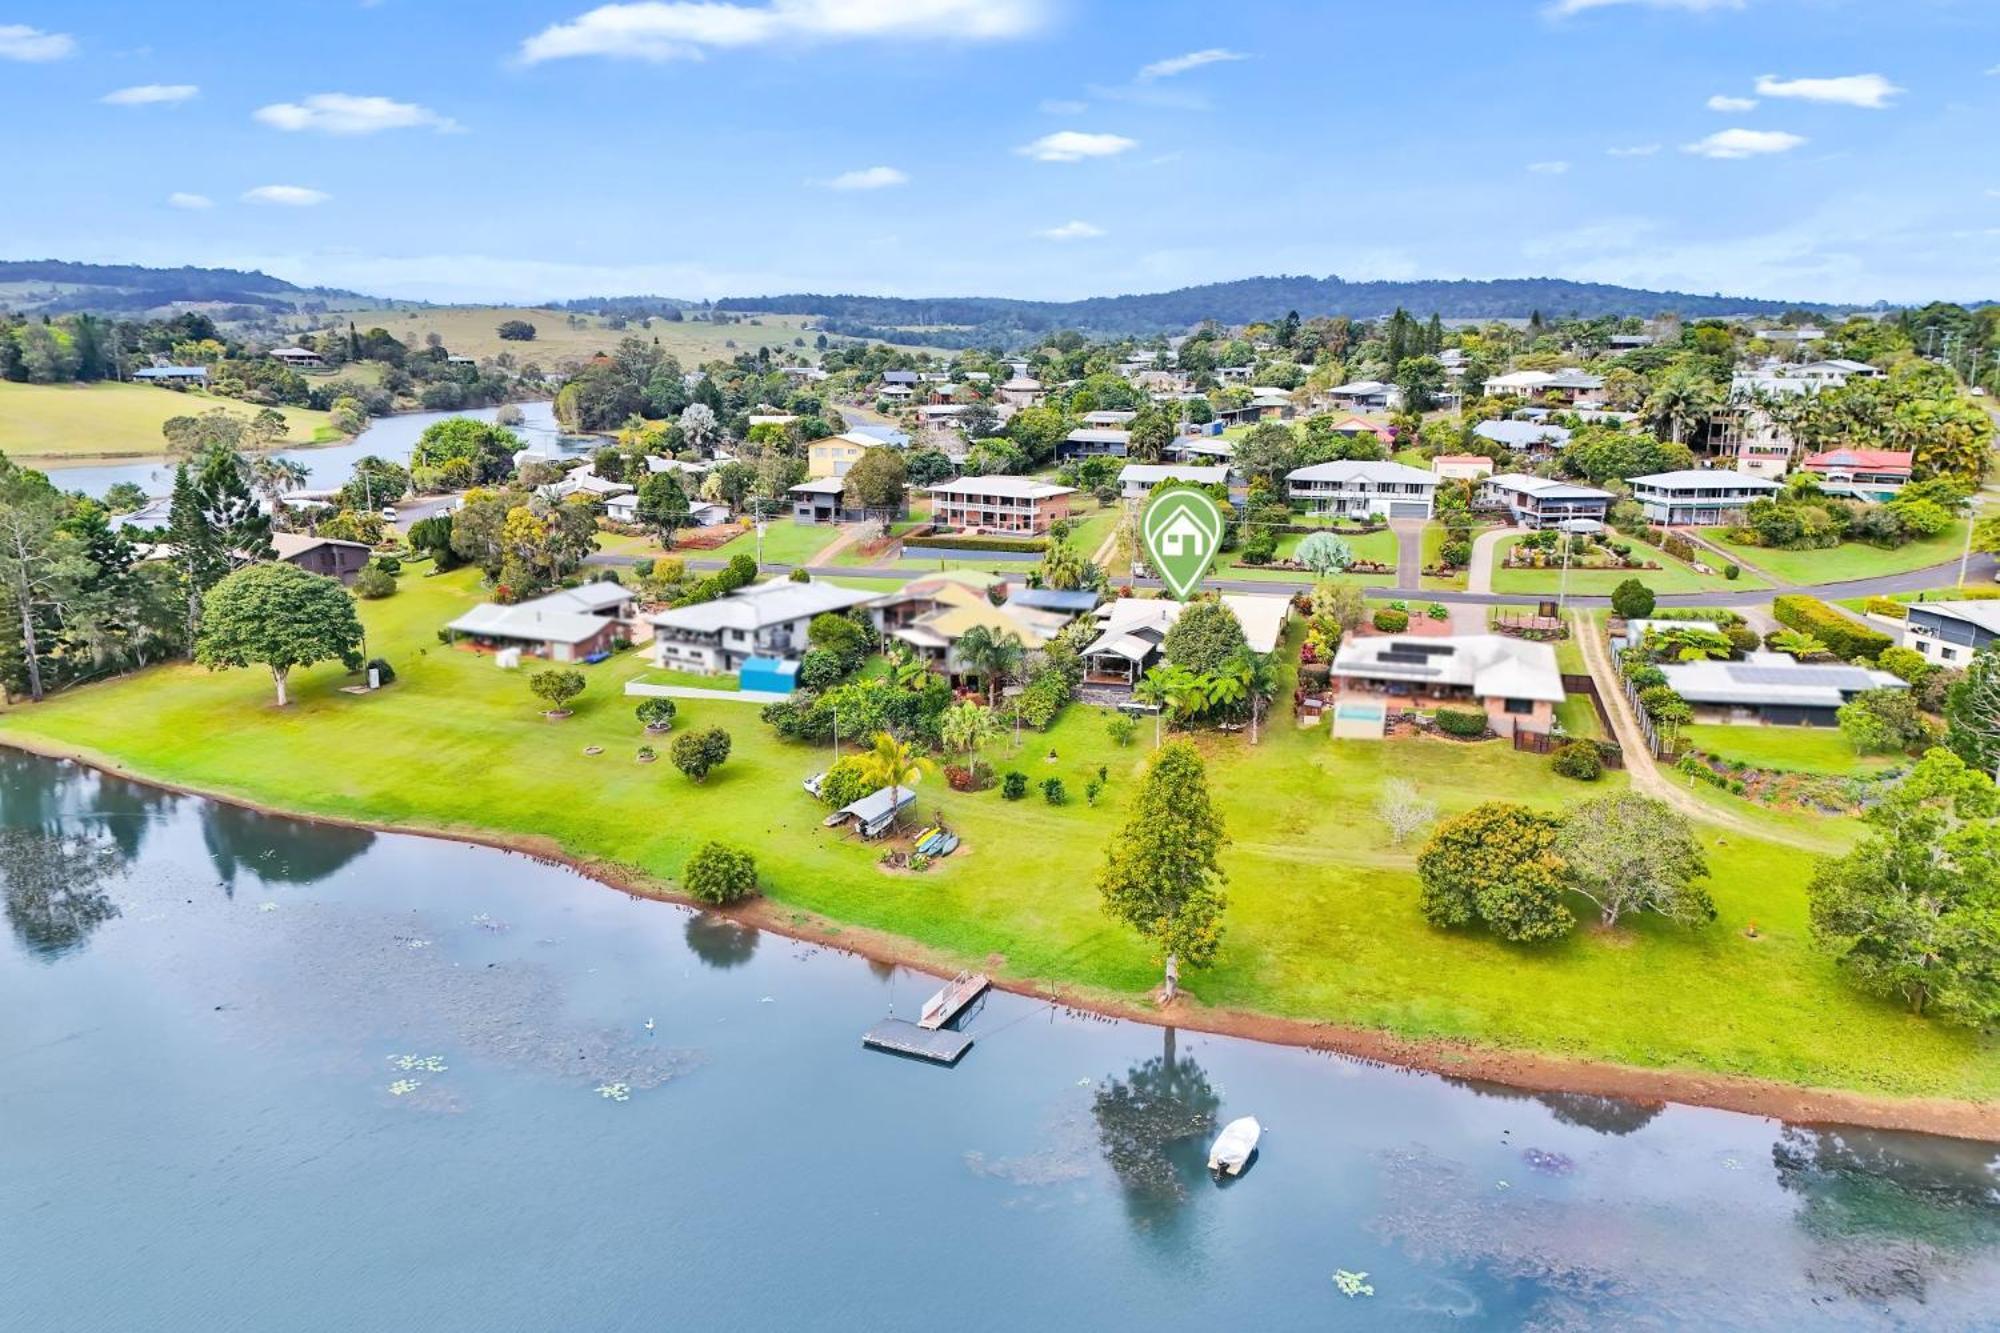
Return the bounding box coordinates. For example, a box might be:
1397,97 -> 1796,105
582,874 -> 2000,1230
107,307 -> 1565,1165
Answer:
1730,665 -> 1870,688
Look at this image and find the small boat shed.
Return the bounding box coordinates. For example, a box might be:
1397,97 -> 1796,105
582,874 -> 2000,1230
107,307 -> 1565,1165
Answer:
830,786 -> 916,839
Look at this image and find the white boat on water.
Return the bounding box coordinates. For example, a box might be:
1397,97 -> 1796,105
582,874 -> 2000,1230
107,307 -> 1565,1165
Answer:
1208,1116 -> 1262,1175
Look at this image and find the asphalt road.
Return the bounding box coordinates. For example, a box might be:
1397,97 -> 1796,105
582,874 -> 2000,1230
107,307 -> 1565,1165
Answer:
586,548 -> 1998,609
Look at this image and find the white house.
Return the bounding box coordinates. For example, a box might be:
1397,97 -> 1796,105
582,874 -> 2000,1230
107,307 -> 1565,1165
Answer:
647,578 -> 879,675
1286,459 -> 1437,520
1117,463 -> 1229,499
1627,469 -> 1781,526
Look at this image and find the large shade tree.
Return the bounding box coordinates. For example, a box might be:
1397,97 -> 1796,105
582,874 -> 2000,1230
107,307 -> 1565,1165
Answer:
195,562 -> 364,706
1807,749 -> 2000,1024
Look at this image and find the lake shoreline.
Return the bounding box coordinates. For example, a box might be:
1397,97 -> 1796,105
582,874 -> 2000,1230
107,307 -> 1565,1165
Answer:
7,729 -> 1998,1144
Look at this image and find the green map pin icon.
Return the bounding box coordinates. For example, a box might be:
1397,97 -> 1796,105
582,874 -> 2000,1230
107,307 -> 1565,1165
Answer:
1142,488 -> 1225,600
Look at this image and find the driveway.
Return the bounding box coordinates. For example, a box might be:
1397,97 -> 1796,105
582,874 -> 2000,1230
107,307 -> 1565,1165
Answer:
1570,609 -> 1820,850
1390,518 -> 1426,591
1464,525 -> 1525,596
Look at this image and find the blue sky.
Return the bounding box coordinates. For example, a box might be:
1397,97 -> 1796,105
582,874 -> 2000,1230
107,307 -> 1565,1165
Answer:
1,0 -> 1995,305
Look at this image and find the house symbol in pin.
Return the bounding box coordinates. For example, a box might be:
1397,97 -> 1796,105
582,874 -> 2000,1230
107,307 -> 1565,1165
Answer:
1155,509 -> 1206,558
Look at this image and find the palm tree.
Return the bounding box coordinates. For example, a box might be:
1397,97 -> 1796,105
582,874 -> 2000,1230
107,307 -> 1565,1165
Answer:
1214,650 -> 1279,744
249,456 -> 310,509
856,730 -> 930,831
1645,370 -> 1721,448
956,624 -> 1025,705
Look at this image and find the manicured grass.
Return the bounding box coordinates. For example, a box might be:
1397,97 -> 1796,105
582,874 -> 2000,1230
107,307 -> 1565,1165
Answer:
707,520 -> 842,568
1418,521 -> 1467,591
1836,586 -> 2000,613
1225,526 -> 1399,585
1681,723 -> 1903,778
1,570 -> 1988,1101
0,381 -> 339,464
1553,695 -> 1601,739
1701,521 -> 1969,586
1489,533 -> 1763,595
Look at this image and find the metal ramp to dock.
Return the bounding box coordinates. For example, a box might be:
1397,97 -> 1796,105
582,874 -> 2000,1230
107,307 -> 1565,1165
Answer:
862,971 -> 991,1066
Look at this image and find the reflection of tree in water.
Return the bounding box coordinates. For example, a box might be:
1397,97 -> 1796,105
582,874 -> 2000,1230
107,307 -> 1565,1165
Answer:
683,911 -> 759,969
200,802 -> 374,894
83,771 -> 173,863
1439,1075 -> 1664,1137
1091,1028 -> 1220,1233
0,751 -> 66,834
1773,1124 -> 2000,1305
1,827 -> 125,960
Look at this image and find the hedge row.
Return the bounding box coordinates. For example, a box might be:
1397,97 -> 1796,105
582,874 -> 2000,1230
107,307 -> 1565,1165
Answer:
906,533 -> 1049,553
1771,593 -> 1893,662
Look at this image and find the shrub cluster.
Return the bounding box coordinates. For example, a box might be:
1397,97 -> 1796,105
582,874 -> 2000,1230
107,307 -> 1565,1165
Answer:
902,533 -> 1049,554
1772,594 -> 1893,662
1551,740 -> 1603,781
1372,608 -> 1410,633
1434,707 -> 1489,738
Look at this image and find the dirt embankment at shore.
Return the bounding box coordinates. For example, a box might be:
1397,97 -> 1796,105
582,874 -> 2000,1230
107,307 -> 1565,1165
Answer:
10,734 -> 1998,1144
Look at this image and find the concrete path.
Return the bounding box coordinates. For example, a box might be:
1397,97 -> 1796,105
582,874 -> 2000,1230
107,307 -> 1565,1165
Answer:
1390,518 -> 1425,591
805,522 -> 871,567
1570,609 -> 1819,850
1464,525 -> 1525,596
624,681 -> 787,705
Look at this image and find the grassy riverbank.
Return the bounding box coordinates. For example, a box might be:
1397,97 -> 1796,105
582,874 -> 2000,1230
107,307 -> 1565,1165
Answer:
1,566 -> 1992,1105
0,381 -> 340,464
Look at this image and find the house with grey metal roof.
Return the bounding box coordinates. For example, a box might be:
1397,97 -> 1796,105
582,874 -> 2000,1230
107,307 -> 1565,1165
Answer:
1472,418 -> 1572,454
1658,652 -> 1904,726
1117,463 -> 1229,498
1286,459 -> 1436,519
647,577 -> 878,675
1328,634 -> 1564,739
446,581 -> 637,664
1901,600 -> 2000,669
1057,427 -> 1131,461
1476,473 -> 1615,529
1628,469 -> 1781,525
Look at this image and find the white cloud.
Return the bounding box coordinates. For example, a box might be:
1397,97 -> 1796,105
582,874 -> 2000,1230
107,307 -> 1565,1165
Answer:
1017,130 -> 1137,163
1039,97 -> 1087,114
1607,143 -> 1661,156
518,0 -> 1047,64
1754,73 -> 1902,109
167,192 -> 213,210
0,23 -> 73,61
1706,94 -> 1757,111
1545,0 -> 1742,16
1682,127 -> 1806,159
1136,48 -> 1245,81
103,84 -> 200,106
253,93 -> 461,135
242,185 -> 330,207
1527,160 -> 1571,174
821,165 -> 907,190
1037,220 -> 1105,241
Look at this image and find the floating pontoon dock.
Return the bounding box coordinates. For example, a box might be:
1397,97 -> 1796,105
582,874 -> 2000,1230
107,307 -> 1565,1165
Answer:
862,971 -> 990,1066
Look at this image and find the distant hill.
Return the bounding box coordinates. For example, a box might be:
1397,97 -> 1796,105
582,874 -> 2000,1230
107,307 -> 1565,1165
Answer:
719,274 -> 1866,348
0,260 -> 368,316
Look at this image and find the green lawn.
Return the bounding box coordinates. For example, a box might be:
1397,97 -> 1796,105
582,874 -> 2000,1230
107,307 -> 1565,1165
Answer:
1489,533 -> 1763,595
0,569 -> 1991,1102
0,381 -> 340,464
1554,695 -> 1602,738
707,521 -> 842,568
1701,521 -> 1970,586
1225,526 -> 1399,585
1681,723 -> 1903,778
635,667 -> 739,691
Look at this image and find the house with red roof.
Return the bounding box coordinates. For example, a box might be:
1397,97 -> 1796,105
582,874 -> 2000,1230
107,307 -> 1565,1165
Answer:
1800,448 -> 1913,502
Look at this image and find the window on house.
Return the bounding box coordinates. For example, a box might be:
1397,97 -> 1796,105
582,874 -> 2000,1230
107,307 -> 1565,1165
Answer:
1503,698 -> 1534,715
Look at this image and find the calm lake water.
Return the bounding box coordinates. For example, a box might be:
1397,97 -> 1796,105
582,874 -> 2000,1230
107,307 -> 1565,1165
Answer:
4,751 -> 1998,1331
47,401 -> 575,498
